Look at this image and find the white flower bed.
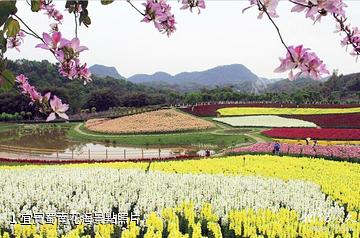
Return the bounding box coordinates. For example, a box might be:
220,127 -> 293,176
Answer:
0,168 -> 344,227
214,115 -> 317,128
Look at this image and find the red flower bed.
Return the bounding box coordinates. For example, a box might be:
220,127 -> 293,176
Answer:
180,103 -> 360,117
283,114 -> 360,129
262,128 -> 360,140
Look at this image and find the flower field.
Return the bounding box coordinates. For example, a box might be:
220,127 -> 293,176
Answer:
231,142 -> 360,161
85,109 -> 215,134
217,107 -> 360,116
0,155 -> 360,237
283,114 -> 360,128
213,115 -> 317,128
180,103 -> 360,117
276,138 -> 360,146
263,128 -> 360,140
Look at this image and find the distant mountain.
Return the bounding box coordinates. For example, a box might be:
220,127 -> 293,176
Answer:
128,64 -> 266,92
265,77 -> 324,93
90,64 -> 123,79
129,71 -> 172,83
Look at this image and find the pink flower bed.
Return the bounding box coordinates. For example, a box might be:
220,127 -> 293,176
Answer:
231,143 -> 360,161
262,128 -> 360,140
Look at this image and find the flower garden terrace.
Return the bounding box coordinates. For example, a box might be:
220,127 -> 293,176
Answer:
0,155 -> 360,238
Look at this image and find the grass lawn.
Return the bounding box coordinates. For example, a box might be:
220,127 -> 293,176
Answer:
67,123 -> 254,149
0,123 -> 22,132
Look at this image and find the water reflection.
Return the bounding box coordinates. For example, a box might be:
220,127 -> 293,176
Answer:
0,124 -> 196,160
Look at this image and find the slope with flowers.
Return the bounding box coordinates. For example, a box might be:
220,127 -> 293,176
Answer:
85,109 -> 215,134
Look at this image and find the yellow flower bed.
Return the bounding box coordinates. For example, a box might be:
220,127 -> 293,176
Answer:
85,109 -> 215,134
217,107 -> 360,116
275,138 -> 360,146
4,202 -> 359,238
2,155 -> 359,220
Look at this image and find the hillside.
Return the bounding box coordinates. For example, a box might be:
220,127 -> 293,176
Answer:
128,64 -> 265,92
127,64 -> 328,94
89,64 -> 123,79
0,60 -> 170,114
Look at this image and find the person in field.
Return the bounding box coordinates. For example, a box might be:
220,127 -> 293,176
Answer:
273,142 -> 281,155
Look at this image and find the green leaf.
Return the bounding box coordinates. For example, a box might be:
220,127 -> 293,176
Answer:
0,30 -> 7,53
65,0 -> 76,13
31,0 -> 41,12
79,9 -> 91,27
80,0 -> 88,9
101,0 -> 114,5
0,1 -> 17,27
0,69 -> 15,92
5,18 -> 20,37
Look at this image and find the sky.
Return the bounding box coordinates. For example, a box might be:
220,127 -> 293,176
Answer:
7,0 -> 360,79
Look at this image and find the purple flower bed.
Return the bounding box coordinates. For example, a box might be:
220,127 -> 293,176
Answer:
230,143 -> 360,162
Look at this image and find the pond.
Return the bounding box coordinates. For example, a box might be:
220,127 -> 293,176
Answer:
0,124 -> 201,161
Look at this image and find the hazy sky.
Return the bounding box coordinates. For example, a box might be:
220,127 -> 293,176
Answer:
7,0 -> 360,78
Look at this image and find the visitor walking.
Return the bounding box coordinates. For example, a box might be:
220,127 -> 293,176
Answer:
313,140 -> 318,147
273,142 -> 281,155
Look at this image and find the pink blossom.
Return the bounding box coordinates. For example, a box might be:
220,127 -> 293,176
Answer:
16,74 -> 42,102
291,0 -> 347,22
243,0 -> 279,19
337,23 -> 360,57
58,59 -> 92,84
180,0 -> 206,14
61,37 -> 89,55
142,0 -> 176,36
49,23 -> 59,33
40,2 -> 63,23
274,45 -> 329,80
7,31 -> 25,52
46,95 -> 69,121
35,32 -> 62,51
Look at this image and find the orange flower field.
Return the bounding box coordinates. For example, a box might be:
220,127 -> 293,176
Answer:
85,109 -> 215,134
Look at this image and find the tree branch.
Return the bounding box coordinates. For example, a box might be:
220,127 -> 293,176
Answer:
288,0 -> 309,8
257,0 -> 295,62
21,29 -> 39,39
126,0 -> 145,17
13,14 -> 45,44
74,12 -> 78,38
333,13 -> 359,55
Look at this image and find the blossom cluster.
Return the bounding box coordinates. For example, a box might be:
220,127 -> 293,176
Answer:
6,31 -> 25,52
336,18 -> 360,57
291,0 -> 347,22
142,0 -> 176,36
0,168 -> 345,229
36,32 -> 91,83
244,0 -> 280,19
274,45 -> 329,80
15,74 -> 69,121
180,0 -> 206,14
40,0 -> 64,23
